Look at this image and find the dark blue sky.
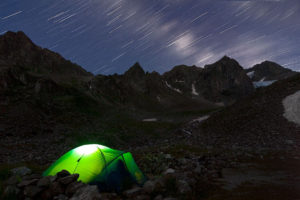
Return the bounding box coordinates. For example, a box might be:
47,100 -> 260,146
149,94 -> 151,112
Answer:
1,0 -> 299,74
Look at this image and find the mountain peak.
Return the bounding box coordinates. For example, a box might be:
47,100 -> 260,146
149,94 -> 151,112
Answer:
0,31 -> 34,47
0,30 -> 91,79
220,55 -> 231,60
204,55 -> 242,71
2,31 -> 28,38
124,62 -> 145,77
218,55 -> 238,64
246,60 -> 297,81
252,60 -> 292,72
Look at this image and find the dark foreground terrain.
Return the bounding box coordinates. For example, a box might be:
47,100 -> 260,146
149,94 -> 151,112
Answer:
0,31 -> 299,199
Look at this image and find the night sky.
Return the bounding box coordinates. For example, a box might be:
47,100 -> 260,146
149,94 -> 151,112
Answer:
0,0 -> 300,74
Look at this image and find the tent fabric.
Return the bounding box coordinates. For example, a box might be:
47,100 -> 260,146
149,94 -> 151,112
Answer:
43,144 -> 146,189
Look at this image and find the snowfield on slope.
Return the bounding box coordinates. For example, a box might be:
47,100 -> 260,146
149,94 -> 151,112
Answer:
283,90 -> 300,126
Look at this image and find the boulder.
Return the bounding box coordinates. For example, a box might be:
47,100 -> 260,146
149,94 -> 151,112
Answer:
123,186 -> 142,198
18,179 -> 39,187
163,168 -> 175,175
24,185 -> 43,198
40,188 -> 54,200
100,192 -> 119,200
58,174 -> 79,185
154,195 -> 163,200
177,180 -> 191,194
153,178 -> 165,193
135,194 -> 151,200
37,177 -> 51,187
23,174 -> 42,180
3,185 -> 20,197
49,182 -> 64,196
194,164 -> 203,174
49,175 -> 58,182
70,185 -> 102,200
11,166 -> 32,176
54,194 -> 69,200
142,180 -> 156,194
6,175 -> 20,185
57,170 -> 71,178
164,154 -> 172,159
65,181 -> 86,196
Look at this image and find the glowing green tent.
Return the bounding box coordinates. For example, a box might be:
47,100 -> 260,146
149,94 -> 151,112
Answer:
43,144 -> 146,190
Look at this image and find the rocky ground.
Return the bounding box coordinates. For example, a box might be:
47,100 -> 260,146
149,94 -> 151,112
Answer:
2,146 -> 299,200
1,32 -> 300,199
2,77 -> 300,199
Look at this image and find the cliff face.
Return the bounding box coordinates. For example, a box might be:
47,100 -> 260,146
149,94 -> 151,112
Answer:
162,56 -> 254,105
200,56 -> 255,104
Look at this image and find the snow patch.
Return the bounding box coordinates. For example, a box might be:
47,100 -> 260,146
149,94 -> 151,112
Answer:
143,118 -> 157,122
191,115 -> 210,123
175,80 -> 185,83
191,83 -> 199,95
247,71 -> 255,78
259,77 -> 266,82
253,80 -> 276,88
283,90 -> 300,126
165,81 -> 182,93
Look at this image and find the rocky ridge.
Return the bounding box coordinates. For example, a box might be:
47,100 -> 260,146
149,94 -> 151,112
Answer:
245,61 -> 297,82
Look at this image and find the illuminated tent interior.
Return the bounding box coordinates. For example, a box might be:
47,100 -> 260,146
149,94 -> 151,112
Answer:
43,144 -> 146,191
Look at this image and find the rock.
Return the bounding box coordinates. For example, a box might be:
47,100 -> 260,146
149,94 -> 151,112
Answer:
57,170 -> 71,178
70,185 -> 102,200
49,182 -> 64,196
165,154 -> 172,159
99,192 -> 118,200
4,185 -> 20,197
178,158 -> 187,165
54,194 -> 69,200
37,177 -> 51,187
143,180 -> 156,194
286,140 -> 294,145
11,166 -> 32,176
18,179 -> 38,187
135,194 -> 151,200
24,185 -> 43,197
154,195 -> 163,200
49,175 -> 58,182
177,180 -> 191,194
163,168 -> 175,175
6,175 -> 20,185
153,178 -> 165,193
40,188 -> 54,200
58,174 -> 79,185
123,186 -> 142,197
23,174 -> 42,180
194,164 -> 203,174
65,181 -> 86,196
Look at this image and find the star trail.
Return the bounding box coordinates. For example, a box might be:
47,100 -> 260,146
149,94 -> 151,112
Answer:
0,0 -> 299,74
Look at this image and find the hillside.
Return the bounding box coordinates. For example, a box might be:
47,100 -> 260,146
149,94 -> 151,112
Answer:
188,74 -> 300,153
1,31 -> 300,200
